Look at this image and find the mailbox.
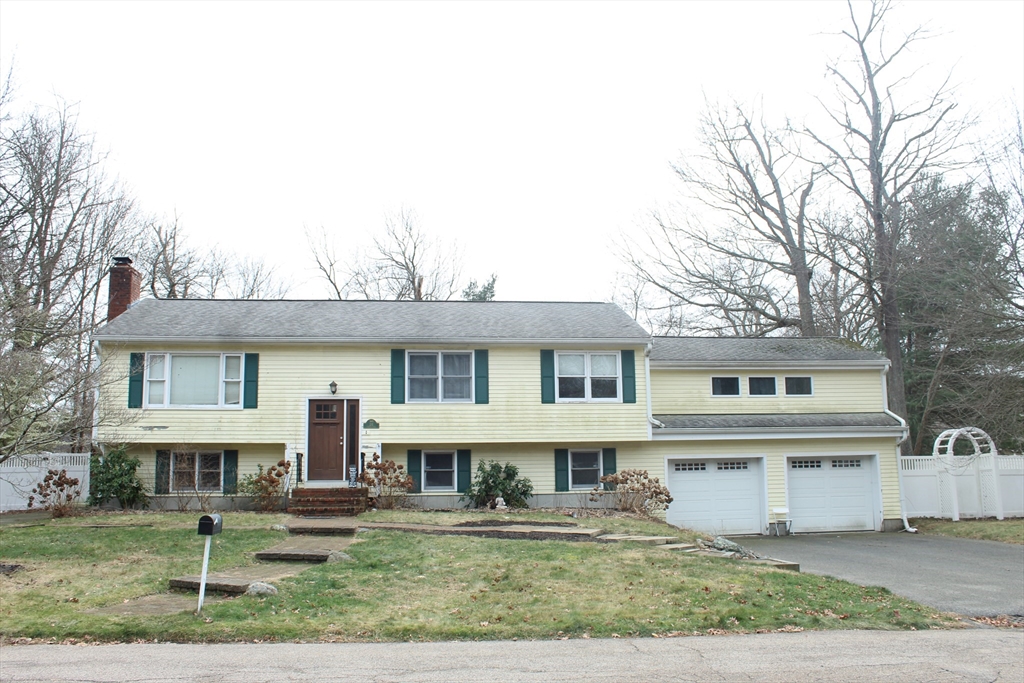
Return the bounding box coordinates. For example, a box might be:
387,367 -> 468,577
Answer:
197,514 -> 222,536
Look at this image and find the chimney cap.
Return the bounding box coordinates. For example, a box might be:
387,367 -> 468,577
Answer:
113,256 -> 134,267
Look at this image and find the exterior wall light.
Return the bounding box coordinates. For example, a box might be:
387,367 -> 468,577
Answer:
329,381 -> 338,395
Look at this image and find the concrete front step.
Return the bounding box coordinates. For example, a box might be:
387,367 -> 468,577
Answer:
254,535 -> 355,563
169,562 -> 312,594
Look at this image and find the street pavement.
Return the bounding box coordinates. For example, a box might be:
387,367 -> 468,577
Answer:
740,532 -> 1024,616
1,630 -> 1021,682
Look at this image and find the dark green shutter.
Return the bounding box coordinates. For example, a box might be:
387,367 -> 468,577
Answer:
621,350 -> 636,404
554,448 -> 569,492
602,448 -> 617,491
128,353 -> 145,408
155,450 -> 170,494
222,450 -> 238,494
407,449 -> 422,493
391,350 -> 406,404
540,350 -> 555,404
474,350 -> 489,404
457,449 -> 472,493
243,354 -> 259,409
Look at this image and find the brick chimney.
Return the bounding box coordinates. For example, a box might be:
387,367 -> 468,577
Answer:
107,256 -> 142,321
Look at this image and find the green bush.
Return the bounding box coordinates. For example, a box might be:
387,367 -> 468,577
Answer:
462,460 -> 533,509
88,447 -> 149,509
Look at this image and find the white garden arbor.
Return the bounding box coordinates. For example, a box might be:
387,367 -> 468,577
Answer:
931,427 -> 1005,520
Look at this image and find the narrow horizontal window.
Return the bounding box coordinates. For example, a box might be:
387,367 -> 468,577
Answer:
711,377 -> 740,396
674,462 -> 706,471
832,459 -> 862,468
717,461 -> 749,470
748,377 -> 777,396
791,460 -> 822,469
785,376 -> 813,396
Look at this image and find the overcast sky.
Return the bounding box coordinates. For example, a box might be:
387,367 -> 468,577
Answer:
2,0 -> 1022,302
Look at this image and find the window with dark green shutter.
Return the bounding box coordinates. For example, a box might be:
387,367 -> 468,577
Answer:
128,353 -> 145,408
243,354 -> 259,408
155,450 -> 170,494
391,350 -> 406,404
541,350 -> 555,404
457,450 -> 472,492
407,449 -> 422,492
474,350 -> 488,404
554,448 -> 569,491
621,350 -> 636,404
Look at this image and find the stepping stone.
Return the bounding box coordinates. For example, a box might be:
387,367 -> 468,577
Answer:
660,543 -> 697,551
169,562 -> 311,594
596,534 -> 679,545
255,535 -> 355,563
744,557 -> 800,572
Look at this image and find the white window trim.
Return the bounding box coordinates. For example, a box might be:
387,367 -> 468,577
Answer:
784,375 -> 815,397
422,450 -> 457,491
144,352 -> 245,409
406,351 -> 475,403
747,376 -> 778,397
710,376 -> 742,397
170,450 -> 224,492
569,448 -> 603,489
554,351 -> 622,403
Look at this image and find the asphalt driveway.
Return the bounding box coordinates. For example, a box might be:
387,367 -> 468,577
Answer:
740,532 -> 1024,617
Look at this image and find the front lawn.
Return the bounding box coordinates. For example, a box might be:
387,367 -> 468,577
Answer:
910,517 -> 1024,545
0,513 -> 956,643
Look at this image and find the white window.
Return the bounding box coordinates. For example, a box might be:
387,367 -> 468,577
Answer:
785,376 -> 813,395
748,377 -> 777,396
556,352 -> 620,402
408,352 -> 473,402
423,451 -> 456,490
711,377 -> 740,396
145,353 -> 243,408
172,451 -> 223,491
569,449 -> 602,488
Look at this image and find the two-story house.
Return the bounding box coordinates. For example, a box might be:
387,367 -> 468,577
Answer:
95,258 -> 908,534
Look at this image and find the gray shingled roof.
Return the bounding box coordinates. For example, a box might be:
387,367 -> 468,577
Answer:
653,413 -> 903,430
651,336 -> 885,364
95,299 -> 651,344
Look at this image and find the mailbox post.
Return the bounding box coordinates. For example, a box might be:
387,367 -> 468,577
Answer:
196,514 -> 222,612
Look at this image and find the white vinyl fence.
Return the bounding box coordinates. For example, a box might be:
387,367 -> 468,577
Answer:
0,453 -> 91,512
901,454 -> 1024,520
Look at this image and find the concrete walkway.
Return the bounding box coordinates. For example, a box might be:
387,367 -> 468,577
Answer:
2,630 -> 1021,682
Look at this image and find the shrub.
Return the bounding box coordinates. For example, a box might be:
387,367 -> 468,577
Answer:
358,454 -> 414,509
591,469 -> 673,517
88,448 -> 149,509
462,460 -> 533,509
28,469 -> 83,517
237,460 -> 291,512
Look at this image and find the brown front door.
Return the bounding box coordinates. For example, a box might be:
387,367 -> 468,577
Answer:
308,399 -> 360,480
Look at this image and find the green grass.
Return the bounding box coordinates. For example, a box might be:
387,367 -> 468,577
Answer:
0,514 -> 956,642
910,517 -> 1024,545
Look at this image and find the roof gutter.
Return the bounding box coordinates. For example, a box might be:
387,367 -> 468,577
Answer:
93,336 -> 653,347
652,426 -> 907,441
650,360 -> 890,370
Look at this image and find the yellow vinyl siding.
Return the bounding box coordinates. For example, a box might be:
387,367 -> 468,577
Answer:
98,344 -> 649,447
650,368 -> 884,414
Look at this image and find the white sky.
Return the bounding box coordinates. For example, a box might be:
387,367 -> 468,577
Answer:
2,0 -> 1022,302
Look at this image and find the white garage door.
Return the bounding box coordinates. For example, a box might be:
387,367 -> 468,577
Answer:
788,456 -> 877,532
666,458 -> 763,535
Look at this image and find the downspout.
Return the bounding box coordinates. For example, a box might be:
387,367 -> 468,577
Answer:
883,365 -> 915,533
644,344 -> 663,438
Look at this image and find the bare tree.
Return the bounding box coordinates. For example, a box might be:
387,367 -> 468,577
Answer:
227,255 -> 290,300
622,102 -> 820,337
141,217 -> 225,299
1,95 -> 142,460
309,209 -> 468,301
806,0 -> 969,438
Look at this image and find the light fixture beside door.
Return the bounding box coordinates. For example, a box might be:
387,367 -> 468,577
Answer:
329,381 -> 338,395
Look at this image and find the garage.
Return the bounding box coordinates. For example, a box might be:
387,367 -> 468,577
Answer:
666,458 -> 764,535
787,456 -> 878,532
